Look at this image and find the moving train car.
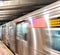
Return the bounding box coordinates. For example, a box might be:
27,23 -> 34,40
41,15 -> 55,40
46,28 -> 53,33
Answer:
0,1 -> 60,55
13,1 -> 60,55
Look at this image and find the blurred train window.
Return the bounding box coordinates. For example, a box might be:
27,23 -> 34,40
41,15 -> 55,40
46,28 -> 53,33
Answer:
2,25 -> 6,40
51,30 -> 60,51
43,29 -> 53,48
0,26 -> 2,39
17,24 -> 22,39
45,29 -> 60,51
16,20 -> 29,41
44,28 -> 60,51
2,26 -> 6,35
22,22 -> 29,41
8,23 -> 16,41
9,26 -> 14,38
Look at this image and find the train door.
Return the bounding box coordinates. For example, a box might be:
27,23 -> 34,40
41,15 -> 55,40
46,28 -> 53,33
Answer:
2,25 -> 6,44
0,26 -> 2,40
16,20 -> 29,55
21,21 -> 29,55
16,21 -> 23,55
8,22 -> 16,53
28,18 -> 47,55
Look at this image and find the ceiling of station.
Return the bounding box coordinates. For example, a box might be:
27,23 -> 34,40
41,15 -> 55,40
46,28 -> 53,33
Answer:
0,0 -> 57,22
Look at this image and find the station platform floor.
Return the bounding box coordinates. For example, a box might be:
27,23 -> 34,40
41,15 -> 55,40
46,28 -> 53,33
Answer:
0,41 -> 14,55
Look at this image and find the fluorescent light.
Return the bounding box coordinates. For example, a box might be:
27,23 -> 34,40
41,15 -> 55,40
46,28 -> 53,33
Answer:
0,1 -> 4,6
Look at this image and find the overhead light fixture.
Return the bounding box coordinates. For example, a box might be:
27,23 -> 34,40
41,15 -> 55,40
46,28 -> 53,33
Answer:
0,1 -> 4,6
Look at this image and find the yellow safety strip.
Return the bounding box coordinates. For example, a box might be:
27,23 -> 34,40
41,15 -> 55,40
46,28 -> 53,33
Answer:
49,19 -> 60,27
0,41 -> 14,55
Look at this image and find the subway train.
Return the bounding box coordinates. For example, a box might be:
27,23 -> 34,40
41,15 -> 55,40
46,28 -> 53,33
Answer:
0,1 -> 60,55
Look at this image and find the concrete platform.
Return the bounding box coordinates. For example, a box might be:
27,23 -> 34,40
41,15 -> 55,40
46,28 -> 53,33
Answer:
0,41 -> 14,55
